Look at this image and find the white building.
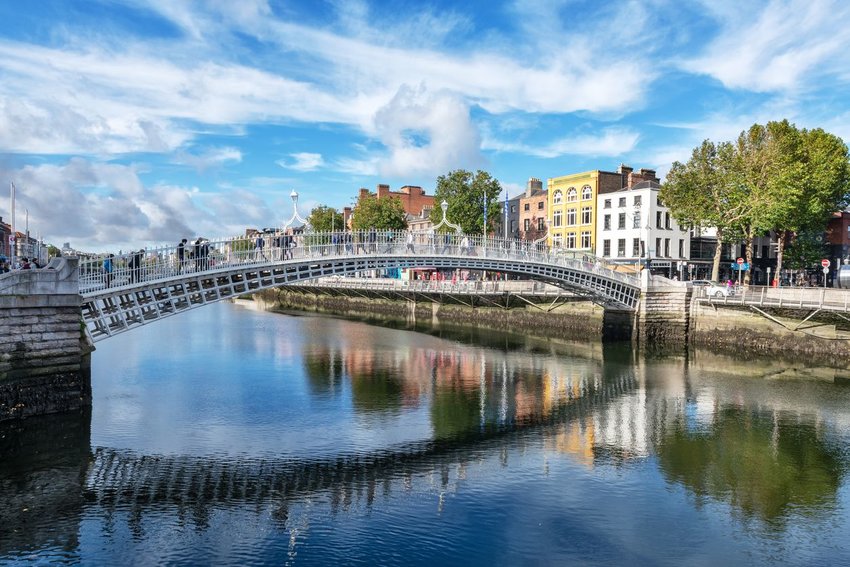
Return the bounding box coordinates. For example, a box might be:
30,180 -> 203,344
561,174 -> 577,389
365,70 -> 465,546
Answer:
595,181 -> 690,276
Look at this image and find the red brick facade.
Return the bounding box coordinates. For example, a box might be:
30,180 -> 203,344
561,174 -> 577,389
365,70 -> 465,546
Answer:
357,184 -> 435,218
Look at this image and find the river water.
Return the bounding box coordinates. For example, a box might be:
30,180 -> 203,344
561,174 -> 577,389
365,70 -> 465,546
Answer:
2,301 -> 850,565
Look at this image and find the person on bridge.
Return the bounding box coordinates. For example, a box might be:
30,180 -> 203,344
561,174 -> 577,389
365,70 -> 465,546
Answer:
368,228 -> 377,253
461,235 -> 471,255
102,254 -> 114,288
177,238 -> 187,273
255,234 -> 266,261
406,231 -> 415,254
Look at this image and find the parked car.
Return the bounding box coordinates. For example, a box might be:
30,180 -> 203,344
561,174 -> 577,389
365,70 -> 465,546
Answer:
690,279 -> 733,297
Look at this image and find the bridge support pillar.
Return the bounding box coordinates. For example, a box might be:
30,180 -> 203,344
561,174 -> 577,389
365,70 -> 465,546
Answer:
0,258 -> 93,422
637,274 -> 692,348
602,309 -> 635,342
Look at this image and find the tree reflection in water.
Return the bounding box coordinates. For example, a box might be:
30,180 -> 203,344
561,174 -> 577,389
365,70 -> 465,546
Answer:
658,406 -> 844,525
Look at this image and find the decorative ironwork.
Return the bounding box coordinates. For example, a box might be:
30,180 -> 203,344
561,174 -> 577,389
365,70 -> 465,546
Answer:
283,190 -> 310,231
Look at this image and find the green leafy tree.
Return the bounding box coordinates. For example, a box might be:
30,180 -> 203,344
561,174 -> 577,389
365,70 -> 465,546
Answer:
431,169 -> 502,235
350,193 -> 408,230
307,205 -> 345,232
46,244 -> 61,258
784,231 -> 828,270
230,237 -> 253,253
661,140 -> 747,281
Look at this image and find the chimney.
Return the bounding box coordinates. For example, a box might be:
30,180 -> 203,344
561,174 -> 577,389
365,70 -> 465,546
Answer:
639,168 -> 658,183
526,177 -> 542,197
376,183 -> 390,197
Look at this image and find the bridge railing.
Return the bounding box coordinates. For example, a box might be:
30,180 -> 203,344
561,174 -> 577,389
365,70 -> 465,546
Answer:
78,230 -> 639,294
300,276 -> 568,295
698,284 -> 850,311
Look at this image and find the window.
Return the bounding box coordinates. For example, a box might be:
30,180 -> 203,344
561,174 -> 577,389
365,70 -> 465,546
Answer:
618,197 -> 626,207
664,238 -> 670,257
510,220 -> 516,233
553,235 -> 563,248
617,239 -> 626,257
604,199 -> 612,209
678,240 -> 684,258
618,213 -> 626,230
524,219 -> 530,231
634,195 -> 642,206
581,231 -> 591,249
566,209 -> 576,226
656,211 -> 662,229
581,185 -> 592,200
553,190 -> 563,205
524,203 -> 530,211
655,238 -> 661,257
604,214 -> 611,231
553,210 -> 563,227
581,207 -> 592,225
566,233 -> 576,249
537,218 -> 544,231
665,212 -> 671,229
657,196 -> 663,206
538,201 -> 544,210
603,239 -> 611,257
633,213 -> 641,229
567,188 -> 577,202
633,238 -> 641,256
510,205 -> 516,214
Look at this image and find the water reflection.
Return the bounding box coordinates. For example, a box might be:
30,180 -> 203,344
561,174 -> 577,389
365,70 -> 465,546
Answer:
2,306 -> 850,564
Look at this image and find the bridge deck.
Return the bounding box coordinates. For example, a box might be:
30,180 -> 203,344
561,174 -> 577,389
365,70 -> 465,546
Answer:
697,285 -> 850,313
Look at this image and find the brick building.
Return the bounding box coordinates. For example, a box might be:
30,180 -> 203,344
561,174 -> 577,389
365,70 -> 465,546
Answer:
519,178 -> 547,241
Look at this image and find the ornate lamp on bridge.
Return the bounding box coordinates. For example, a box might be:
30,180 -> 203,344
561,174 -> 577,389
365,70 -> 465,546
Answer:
283,189 -> 311,232
432,200 -> 462,234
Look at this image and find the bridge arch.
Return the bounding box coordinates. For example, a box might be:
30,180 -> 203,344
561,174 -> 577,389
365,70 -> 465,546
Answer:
79,234 -> 640,342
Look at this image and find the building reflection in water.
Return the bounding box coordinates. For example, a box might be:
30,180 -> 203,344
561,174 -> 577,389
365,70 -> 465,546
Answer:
2,317 -> 848,560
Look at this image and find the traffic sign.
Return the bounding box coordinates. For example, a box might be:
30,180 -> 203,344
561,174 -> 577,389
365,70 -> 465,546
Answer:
821,259 -> 831,268
823,267 -> 830,274
736,257 -> 744,265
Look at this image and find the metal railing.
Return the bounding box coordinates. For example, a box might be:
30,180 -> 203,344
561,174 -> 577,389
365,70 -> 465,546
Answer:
78,230 -> 639,295
299,276 -> 569,295
697,285 -> 850,312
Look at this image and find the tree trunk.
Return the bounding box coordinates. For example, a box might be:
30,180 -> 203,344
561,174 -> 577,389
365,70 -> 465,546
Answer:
744,226 -> 755,286
775,230 -> 786,286
711,228 -> 723,282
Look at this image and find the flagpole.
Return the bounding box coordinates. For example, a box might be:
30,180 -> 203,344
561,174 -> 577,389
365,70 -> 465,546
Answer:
10,181 -> 15,269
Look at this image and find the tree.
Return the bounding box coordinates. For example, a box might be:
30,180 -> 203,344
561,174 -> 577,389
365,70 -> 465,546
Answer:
743,121 -> 850,283
307,205 -> 344,232
784,230 -> 828,271
661,140 -> 748,281
431,169 -> 502,235
350,193 -> 408,230
46,244 -> 61,258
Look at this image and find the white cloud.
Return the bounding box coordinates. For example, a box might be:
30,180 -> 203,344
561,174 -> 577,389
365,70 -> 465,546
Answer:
682,0 -> 850,92
368,85 -> 483,178
485,127 -> 639,158
0,158 -> 279,250
174,147 -> 243,171
277,153 -> 325,172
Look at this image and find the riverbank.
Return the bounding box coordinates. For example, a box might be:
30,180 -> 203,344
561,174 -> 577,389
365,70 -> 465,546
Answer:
257,288 -> 850,371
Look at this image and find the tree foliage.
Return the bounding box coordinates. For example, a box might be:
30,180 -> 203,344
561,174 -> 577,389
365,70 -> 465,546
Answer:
307,205 -> 344,232
662,120 -> 850,283
431,169 -> 502,235
350,193 -> 408,230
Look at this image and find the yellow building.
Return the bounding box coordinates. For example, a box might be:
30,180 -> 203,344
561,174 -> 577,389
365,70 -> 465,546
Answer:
547,165 -> 656,251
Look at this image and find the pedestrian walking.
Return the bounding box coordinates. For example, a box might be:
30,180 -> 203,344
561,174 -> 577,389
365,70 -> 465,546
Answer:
406,231 -> 415,253
103,254 -> 114,288
177,238 -> 187,272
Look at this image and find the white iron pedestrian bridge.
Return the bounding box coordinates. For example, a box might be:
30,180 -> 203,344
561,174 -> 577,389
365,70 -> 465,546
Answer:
79,231 -> 640,342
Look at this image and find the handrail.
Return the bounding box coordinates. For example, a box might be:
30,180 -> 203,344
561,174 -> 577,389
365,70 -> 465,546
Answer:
76,230 -> 640,295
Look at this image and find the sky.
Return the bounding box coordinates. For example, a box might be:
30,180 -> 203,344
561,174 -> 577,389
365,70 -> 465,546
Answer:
1,0 -> 849,252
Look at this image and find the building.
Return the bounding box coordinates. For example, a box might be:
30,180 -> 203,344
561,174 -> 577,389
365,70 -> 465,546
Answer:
0,217 -> 10,259
496,180 -> 542,240
548,165 -> 658,252
595,179 -> 690,276
355,184 -> 435,219
518,178 -> 546,241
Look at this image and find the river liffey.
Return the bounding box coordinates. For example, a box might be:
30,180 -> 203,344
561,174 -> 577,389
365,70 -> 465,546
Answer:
3,301 -> 850,565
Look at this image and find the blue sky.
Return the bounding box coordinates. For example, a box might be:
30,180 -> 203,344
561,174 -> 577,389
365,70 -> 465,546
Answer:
1,0 -> 849,251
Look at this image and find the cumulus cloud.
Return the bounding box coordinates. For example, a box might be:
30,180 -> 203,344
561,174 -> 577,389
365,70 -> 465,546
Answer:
366,85 -> 483,178
0,158 -> 278,251
277,153 -> 325,172
173,146 -> 243,171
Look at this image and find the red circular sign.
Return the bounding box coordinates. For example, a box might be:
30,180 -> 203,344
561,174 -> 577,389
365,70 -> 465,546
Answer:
736,257 -> 744,265
821,259 -> 831,268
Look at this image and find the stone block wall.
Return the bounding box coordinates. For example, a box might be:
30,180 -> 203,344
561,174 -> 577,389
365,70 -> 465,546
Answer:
0,258 -> 92,421
637,280 -> 692,347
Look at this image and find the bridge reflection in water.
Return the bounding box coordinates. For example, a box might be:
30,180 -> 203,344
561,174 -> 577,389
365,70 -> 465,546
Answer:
2,343 -> 846,560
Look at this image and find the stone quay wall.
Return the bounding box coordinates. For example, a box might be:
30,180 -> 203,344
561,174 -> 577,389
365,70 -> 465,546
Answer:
0,258 -> 92,422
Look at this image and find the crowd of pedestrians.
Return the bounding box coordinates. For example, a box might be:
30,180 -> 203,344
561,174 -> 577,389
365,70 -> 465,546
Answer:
0,255 -> 43,273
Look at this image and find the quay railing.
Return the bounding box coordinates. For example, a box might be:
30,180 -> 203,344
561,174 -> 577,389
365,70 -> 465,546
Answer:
77,230 -> 640,295
697,285 -> 850,312
296,276 -> 570,296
